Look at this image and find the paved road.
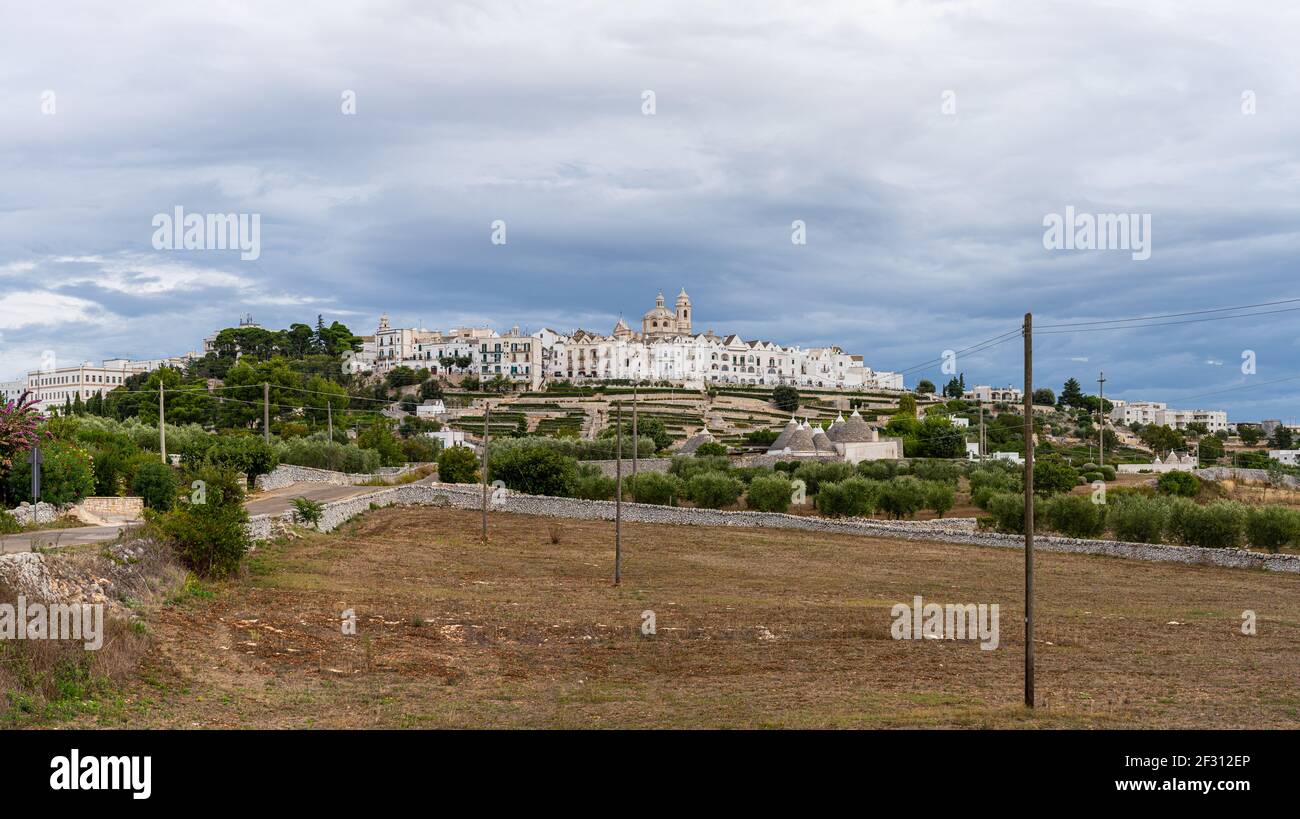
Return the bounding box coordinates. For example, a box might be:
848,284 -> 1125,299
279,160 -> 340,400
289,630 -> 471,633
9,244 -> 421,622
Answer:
1,524 -> 128,554
1,477 -> 441,555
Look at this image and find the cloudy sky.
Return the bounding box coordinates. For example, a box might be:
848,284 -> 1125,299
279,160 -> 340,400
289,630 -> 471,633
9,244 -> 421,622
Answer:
2,1 -> 1298,420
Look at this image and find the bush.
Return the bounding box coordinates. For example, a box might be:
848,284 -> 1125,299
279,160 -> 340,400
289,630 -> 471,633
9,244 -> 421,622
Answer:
627,472 -> 682,506
1244,506 -> 1300,553
1106,494 -> 1167,543
400,436 -> 440,464
278,436 -> 380,473
131,460 -> 178,510
356,422 -> 405,467
1157,471 -> 1201,497
793,461 -> 856,495
5,439 -> 95,506
856,459 -> 898,481
1033,459 -> 1078,496
684,471 -> 744,509
669,455 -> 732,482
910,460 -> 961,485
436,445 -> 480,484
204,436 -> 280,488
1041,494 -> 1106,538
876,477 -> 927,519
158,467 -> 250,577
1166,499 -> 1245,549
694,442 -> 729,457
986,491 -> 1025,534
746,473 -> 794,513
572,472 -> 617,501
924,481 -> 955,517
815,477 -> 878,518
1097,464 -> 1117,482
0,511 -> 21,534
489,446 -> 579,497
291,497 -> 325,527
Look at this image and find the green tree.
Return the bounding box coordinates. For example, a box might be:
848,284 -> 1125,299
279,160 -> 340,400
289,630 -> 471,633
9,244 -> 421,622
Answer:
132,460 -> 179,510
1272,426 -> 1294,449
1032,388 -> 1056,406
1059,378 -> 1084,408
159,466 -> 250,577
436,445 -> 480,483
915,379 -> 936,394
771,385 -> 800,413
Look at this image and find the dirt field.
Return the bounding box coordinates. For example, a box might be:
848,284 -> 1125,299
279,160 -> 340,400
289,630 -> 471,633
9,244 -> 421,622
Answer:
67,507 -> 1300,729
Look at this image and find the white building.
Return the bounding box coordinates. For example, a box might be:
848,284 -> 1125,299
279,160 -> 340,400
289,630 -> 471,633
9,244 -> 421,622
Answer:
962,385 -> 1023,404
428,428 -> 468,450
1110,401 -> 1228,432
2,379 -> 29,404
25,360 -> 150,410
359,291 -> 902,392
1269,450 -> 1300,466
415,400 -> 447,419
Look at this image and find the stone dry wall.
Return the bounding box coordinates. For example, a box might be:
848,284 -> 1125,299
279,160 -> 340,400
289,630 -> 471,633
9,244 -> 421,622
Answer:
246,484 -> 1300,574
254,463 -> 425,492
583,458 -> 673,477
1196,467 -> 1300,491
80,496 -> 145,518
5,502 -> 63,527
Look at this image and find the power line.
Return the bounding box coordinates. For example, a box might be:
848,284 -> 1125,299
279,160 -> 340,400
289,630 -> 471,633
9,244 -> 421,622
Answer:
1036,304 -> 1300,334
1037,297 -> 1300,329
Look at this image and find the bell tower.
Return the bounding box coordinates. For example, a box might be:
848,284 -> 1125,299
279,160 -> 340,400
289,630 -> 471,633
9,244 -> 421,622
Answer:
675,288 -> 692,335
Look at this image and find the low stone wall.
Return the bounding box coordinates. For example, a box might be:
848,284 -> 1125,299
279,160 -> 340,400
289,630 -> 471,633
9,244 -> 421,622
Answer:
254,463 -> 426,492
245,484 -> 1300,574
583,458 -> 674,477
80,496 -> 144,518
1196,467 -> 1300,490
5,502 -> 62,527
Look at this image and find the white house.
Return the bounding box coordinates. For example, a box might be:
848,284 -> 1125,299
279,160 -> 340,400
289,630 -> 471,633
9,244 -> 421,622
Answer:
963,385 -> 1023,404
428,428 -> 468,449
1268,450 -> 1300,466
415,400 -> 447,419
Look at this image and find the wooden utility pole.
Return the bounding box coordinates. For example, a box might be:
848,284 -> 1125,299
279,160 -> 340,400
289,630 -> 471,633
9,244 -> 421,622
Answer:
615,402 -> 623,586
979,401 -> 985,457
327,401 -> 333,441
1022,312 -> 1035,709
1097,370 -> 1106,468
632,383 -> 639,476
159,381 -> 167,464
481,404 -> 490,542
263,382 -> 270,443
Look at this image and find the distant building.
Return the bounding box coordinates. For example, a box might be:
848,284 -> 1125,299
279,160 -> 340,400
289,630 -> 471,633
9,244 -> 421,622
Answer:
962,385 -> 1023,404
766,412 -> 903,463
1269,450 -> 1300,466
1110,401 -> 1227,432
415,400 -> 446,419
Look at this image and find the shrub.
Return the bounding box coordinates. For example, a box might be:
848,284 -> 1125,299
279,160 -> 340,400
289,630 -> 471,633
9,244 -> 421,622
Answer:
572,472 -> 617,501
627,472 -> 682,506
1244,506 -> 1300,553
291,496 -> 325,527
694,442 -> 729,457
669,455 -> 732,482
856,459 -> 898,481
5,439 -> 95,506
158,467 -> 250,577
204,436 -> 280,488
278,436 -> 380,473
436,445 -> 480,484
1166,499 -> 1245,549
1097,464 -> 1117,482
876,477 -> 927,519
1033,459 -> 1078,496
489,446 -> 579,497
400,436 -> 440,464
910,459 -> 961,485
356,422 -> 405,467
815,477 -> 878,518
131,460 -> 178,511
773,461 -> 798,474
746,473 -> 794,513
1041,494 -> 1106,538
986,491 -> 1025,534
684,471 -> 744,509
0,511 -> 21,534
1157,471 -> 1200,497
793,461 -> 855,495
1106,494 -> 1167,543
924,481 -> 955,518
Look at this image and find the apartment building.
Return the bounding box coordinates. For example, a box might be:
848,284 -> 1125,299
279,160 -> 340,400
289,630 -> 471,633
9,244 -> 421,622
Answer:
25,360 -> 150,410
962,385 -> 1023,404
1110,401 -> 1228,432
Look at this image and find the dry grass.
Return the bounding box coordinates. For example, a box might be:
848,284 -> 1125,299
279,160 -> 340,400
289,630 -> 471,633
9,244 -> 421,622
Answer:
63,506 -> 1300,729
